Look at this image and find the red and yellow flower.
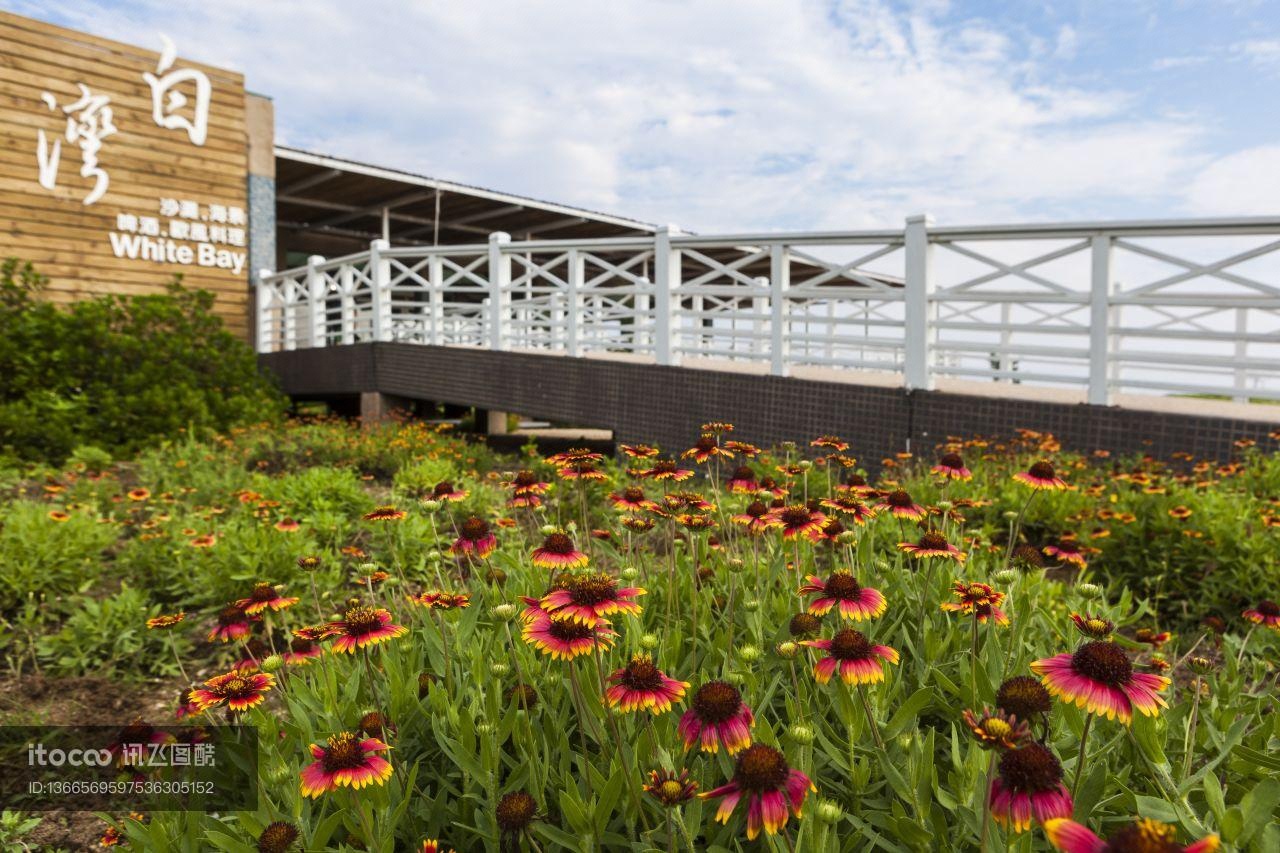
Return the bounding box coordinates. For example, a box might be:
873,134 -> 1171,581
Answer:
323,606 -> 408,654
521,612 -> 616,660
988,742 -> 1073,832
797,571 -> 886,621
235,583 -> 299,615
208,605 -> 255,643
644,769 -> 698,806
962,708 -> 1030,750
898,530 -> 965,561
604,654 -> 689,714
768,504 -> 827,540
1014,461 -> 1067,491
363,505 -> 407,521
932,452 -> 972,481
539,572 -> 644,625
530,532 -> 589,569
678,680 -> 755,754
1043,817 -> 1219,853
1031,641 -> 1170,724
299,731 -> 393,798
1242,599 -> 1280,630
941,582 -> 1009,626
191,670 -> 275,713
682,434 -> 733,463
146,612 -> 185,630
804,629 -> 899,685
877,489 -> 927,520
451,517 -> 497,559
700,744 -> 814,840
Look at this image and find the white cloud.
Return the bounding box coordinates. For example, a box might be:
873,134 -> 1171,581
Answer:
1233,38 -> 1280,67
4,0 -> 1249,230
1184,145 -> 1280,215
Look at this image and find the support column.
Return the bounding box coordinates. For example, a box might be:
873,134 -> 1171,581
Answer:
359,391 -> 411,425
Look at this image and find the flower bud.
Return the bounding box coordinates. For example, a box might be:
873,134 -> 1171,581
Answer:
836,530 -> 857,545
936,500 -> 953,511
728,558 -> 745,573
491,662 -> 510,677
738,644 -> 761,663
492,603 -> 518,620
1077,582 -> 1103,600
776,641 -> 799,659
358,562 -> 379,574
743,598 -> 760,612
476,721 -> 495,735
724,671 -> 747,685
1002,510 -> 1020,521
789,723 -> 814,744
426,550 -> 442,563
620,567 -> 640,581
259,654 -> 283,673
798,460 -> 813,470
994,568 -> 1018,585
539,524 -> 558,536
640,633 -> 659,650
1188,656 -> 1215,675
419,499 -> 441,512
817,799 -> 844,824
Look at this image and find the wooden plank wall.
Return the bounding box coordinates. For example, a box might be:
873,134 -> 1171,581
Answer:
0,12 -> 250,336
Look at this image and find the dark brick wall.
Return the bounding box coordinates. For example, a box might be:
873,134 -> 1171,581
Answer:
261,344 -> 1279,462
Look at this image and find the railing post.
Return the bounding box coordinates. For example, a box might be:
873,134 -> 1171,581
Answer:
1088,235 -> 1112,405
903,214 -> 935,390
653,225 -> 681,365
565,247 -> 583,357
255,270 -> 274,353
488,232 -> 511,350
770,243 -> 790,376
339,264 -> 355,344
306,255 -> 326,348
369,239 -> 391,342
428,253 -> 443,346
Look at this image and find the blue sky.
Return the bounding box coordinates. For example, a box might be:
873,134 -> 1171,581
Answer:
9,0 -> 1280,232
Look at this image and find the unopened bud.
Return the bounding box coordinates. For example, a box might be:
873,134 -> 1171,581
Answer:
260,654 -> 283,673
1077,582 -> 1103,600
492,603 -> 518,620
743,598 -> 760,612
789,723 -> 814,744
640,633 -> 659,650
776,641 -> 799,659
539,524 -> 558,536
817,799 -> 844,824
490,662 -> 510,677
738,645 -> 761,663
994,568 -> 1018,584
419,499 -> 441,512
620,567 -> 640,581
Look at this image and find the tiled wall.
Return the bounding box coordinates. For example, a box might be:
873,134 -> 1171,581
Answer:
261,344 -> 1279,462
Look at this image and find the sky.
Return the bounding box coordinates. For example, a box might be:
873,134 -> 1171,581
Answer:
9,0 -> 1280,233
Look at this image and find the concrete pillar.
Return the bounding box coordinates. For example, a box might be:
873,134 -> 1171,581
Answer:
360,392 -> 411,424
246,93 -> 276,346
482,409 -> 510,435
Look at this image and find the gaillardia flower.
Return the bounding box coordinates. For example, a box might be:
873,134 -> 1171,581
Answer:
299,731 -> 393,798
701,744 -> 814,840
1242,599 -> 1280,630
732,501 -> 780,535
1043,817 -> 1219,853
683,434 -> 733,463
539,572 -> 644,626
1013,461 -> 1067,490
1031,641 -> 1170,724
605,654 -> 689,714
679,680 -> 755,754
726,466 -> 759,493
797,571 -> 886,621
1070,614 -> 1114,640
996,676 -> 1053,726
530,532 -> 589,569
191,670 -> 275,713
1044,539 -> 1088,568
804,629 -> 899,685
941,582 -> 1009,626
256,820 -> 299,853
769,504 -> 828,540
146,612 -> 185,630
451,517 -> 497,559
898,530 -> 965,561
363,505 -> 407,521
877,490 -> 927,520
988,742 -> 1072,832
208,605 -> 254,643
521,612 -> 615,660
932,452 -> 972,481
324,606 -> 408,654
235,583 -> 299,615
644,769 -> 698,806
609,486 -> 657,513
962,708 -> 1030,750
495,791 -> 540,836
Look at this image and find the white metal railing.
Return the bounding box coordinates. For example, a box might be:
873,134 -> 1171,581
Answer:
257,215 -> 1280,405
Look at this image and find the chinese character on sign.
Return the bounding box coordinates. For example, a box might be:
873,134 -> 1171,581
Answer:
36,85 -> 117,205
143,34 -> 211,146
179,199 -> 200,220
159,198 -> 181,217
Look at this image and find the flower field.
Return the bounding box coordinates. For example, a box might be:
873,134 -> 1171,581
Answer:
2,420 -> 1279,852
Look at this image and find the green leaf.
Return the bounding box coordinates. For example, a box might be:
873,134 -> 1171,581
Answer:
1237,779 -> 1280,847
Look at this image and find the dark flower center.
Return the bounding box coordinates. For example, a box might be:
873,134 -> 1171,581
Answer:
514,471 -> 537,487
1101,820 -> 1181,853
217,606 -> 246,625
824,572 -> 861,600
821,519 -> 845,537
845,474 -> 867,487
290,638 -> 315,654
732,466 -> 754,481
342,606 -> 383,635
779,506 -> 812,526
245,639 -> 269,658
359,712 -> 389,737
746,501 -> 768,518
695,436 -> 716,452
250,583 -> 276,602
321,732 -> 365,772
1028,461 -> 1056,480
829,629 -> 872,660
940,452 -> 965,468
733,744 -> 790,793
218,675 -> 254,696
1257,600 -> 1279,617
1011,544 -> 1045,569
461,517 -> 490,540
761,477 -> 779,490
620,657 -> 663,690
547,618 -> 595,642
496,791 -> 537,832
652,460 -> 677,475
887,490 -> 915,508
919,531 -> 950,551
623,487 -> 646,502
542,533 -> 575,553
507,683 -> 538,709
257,821 -> 300,853
1072,641 -> 1133,686
789,612 -> 821,637
996,675 -> 1052,718
433,482 -> 455,497
691,680 -> 742,723
565,573 -> 616,605
998,742 -> 1063,792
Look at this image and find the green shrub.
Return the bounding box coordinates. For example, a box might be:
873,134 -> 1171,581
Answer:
36,584 -> 188,678
0,259 -> 286,464
0,501 -> 116,616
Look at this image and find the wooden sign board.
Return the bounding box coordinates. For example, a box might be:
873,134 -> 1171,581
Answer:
0,12 -> 250,335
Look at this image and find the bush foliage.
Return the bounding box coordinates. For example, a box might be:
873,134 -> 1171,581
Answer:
0,259 -> 285,464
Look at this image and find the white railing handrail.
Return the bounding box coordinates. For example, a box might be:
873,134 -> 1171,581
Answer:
257,214 -> 1280,406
